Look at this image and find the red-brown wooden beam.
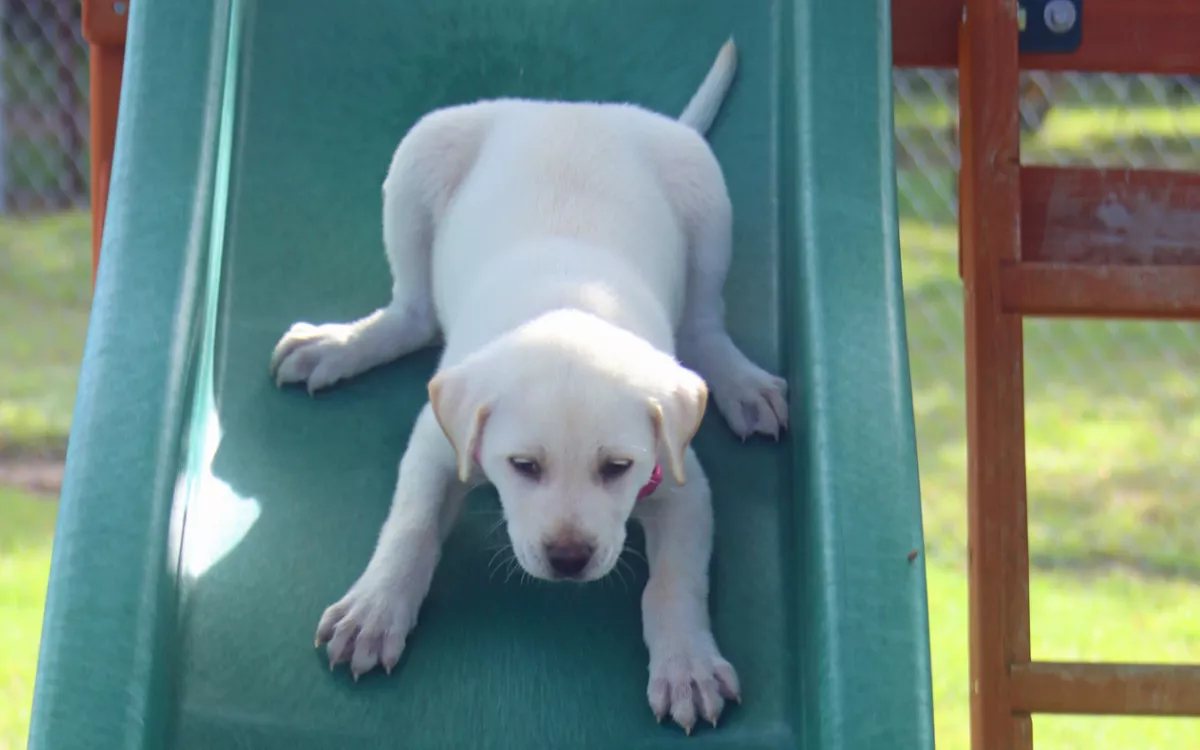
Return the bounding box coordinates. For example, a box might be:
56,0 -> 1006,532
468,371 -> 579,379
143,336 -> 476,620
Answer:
1012,663 -> 1200,716
1010,165 -> 1200,318
82,0 -> 129,283
894,0 -> 1200,74
1021,166 -> 1200,267
957,2 -> 1034,748
1000,263 -> 1200,318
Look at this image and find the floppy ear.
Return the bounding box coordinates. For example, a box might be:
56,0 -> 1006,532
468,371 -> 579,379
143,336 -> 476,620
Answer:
648,365 -> 708,485
428,363 -> 492,483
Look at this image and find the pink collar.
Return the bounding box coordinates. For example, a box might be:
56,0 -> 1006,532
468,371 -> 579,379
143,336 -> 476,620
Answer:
637,464 -> 664,500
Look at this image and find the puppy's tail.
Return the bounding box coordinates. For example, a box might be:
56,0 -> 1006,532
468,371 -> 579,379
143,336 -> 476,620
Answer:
678,38 -> 738,135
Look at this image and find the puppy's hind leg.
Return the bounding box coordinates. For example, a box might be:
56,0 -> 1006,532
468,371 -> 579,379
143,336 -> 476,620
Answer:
272,106 -> 492,392
271,181 -> 438,393
675,177 -> 788,440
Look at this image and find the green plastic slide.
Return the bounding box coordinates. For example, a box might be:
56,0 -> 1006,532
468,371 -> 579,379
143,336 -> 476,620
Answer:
28,1 -> 934,748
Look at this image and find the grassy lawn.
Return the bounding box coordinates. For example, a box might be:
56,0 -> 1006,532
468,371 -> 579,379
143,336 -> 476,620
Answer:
0,211 -> 91,456
0,489 -> 56,750
3,94 -> 1200,747
0,211 -> 89,749
927,562 -> 1200,748
901,222 -> 1200,579
902,217 -> 1200,748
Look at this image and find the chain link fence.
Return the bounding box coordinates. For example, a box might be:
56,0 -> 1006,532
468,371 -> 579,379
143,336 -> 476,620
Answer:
2,0 -> 87,213
895,66 -> 1199,575
895,67 -> 1200,745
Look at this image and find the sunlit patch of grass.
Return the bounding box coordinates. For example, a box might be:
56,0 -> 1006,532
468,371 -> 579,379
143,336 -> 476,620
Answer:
0,488 -> 57,750
927,562 -> 1200,750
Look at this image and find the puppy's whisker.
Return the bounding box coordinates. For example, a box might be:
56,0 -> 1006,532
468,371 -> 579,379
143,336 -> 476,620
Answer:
504,559 -> 523,585
617,556 -> 641,591
611,561 -> 630,593
621,545 -> 648,566
616,553 -> 635,575
483,537 -> 513,551
487,545 -> 514,578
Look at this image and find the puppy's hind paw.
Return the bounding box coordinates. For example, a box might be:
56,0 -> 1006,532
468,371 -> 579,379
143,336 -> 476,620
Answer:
711,366 -> 789,441
270,321 -> 362,393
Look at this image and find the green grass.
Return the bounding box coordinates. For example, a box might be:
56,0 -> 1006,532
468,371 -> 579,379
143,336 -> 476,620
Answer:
4,96 -> 1200,748
899,219 -> 1200,579
0,211 -> 92,455
0,488 -> 57,750
927,562 -> 1200,749
900,200 -> 1200,745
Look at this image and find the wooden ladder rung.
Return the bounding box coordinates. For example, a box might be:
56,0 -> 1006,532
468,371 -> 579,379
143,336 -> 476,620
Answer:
988,165 -> 1200,318
1021,166 -> 1200,267
1000,263 -> 1200,318
1011,662 -> 1200,716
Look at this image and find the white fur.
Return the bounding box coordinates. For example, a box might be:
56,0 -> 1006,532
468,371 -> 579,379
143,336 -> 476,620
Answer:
270,38 -> 787,733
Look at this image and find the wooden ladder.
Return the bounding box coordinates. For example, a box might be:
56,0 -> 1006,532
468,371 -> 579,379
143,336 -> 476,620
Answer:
896,0 -> 1200,747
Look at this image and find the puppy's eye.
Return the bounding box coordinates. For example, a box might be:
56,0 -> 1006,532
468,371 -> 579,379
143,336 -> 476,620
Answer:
508,457 -> 542,480
599,458 -> 633,482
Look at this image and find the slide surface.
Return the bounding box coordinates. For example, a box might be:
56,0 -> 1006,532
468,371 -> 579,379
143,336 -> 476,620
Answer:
29,1 -> 934,748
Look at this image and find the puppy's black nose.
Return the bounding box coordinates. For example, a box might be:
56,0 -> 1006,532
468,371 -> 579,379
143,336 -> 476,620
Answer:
545,540 -> 594,578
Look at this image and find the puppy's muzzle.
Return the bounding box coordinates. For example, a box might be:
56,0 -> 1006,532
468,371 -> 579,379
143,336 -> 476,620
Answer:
543,537 -> 596,579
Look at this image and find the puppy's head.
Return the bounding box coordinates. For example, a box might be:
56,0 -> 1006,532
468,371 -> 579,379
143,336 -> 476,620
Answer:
428,311 -> 706,582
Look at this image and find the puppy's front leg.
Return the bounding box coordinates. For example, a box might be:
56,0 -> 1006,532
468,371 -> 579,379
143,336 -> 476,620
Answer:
634,449 -> 740,733
316,405 -> 464,678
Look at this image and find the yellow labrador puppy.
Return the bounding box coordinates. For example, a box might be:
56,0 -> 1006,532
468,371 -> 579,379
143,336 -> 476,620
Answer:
270,39 -> 787,732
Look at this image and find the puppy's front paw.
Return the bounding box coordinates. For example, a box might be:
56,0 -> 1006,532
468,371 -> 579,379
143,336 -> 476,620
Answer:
647,637 -> 741,734
711,365 -> 789,440
270,322 -> 359,392
315,575 -> 421,680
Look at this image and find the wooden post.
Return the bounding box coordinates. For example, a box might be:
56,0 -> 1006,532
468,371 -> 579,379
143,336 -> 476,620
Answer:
958,1 -> 1032,748
81,0 -> 128,282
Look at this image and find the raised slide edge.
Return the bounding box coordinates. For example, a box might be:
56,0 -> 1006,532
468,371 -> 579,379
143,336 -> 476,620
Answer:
781,0 -> 936,746
27,2 -> 233,748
